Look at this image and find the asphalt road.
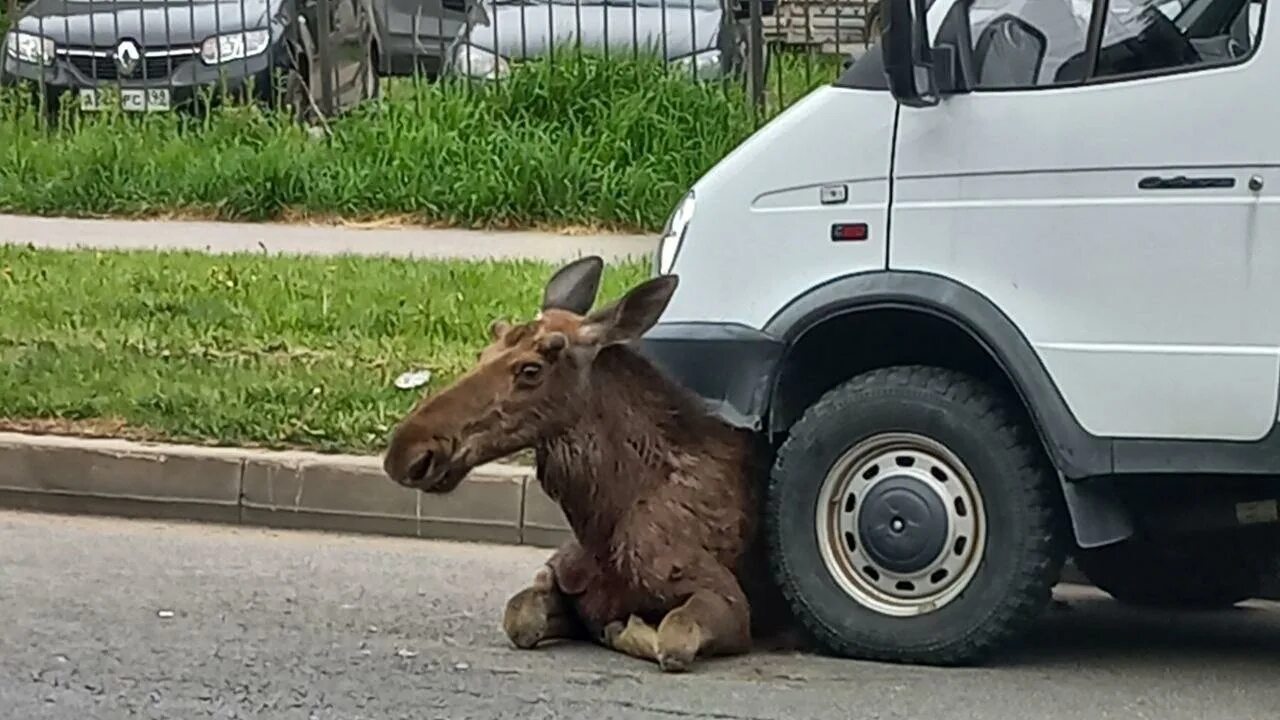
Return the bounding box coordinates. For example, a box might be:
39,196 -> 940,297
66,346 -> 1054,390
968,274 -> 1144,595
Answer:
0,214 -> 657,263
3,510 -> 1278,720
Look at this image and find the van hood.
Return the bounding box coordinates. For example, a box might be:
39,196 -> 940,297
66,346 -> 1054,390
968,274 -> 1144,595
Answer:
13,0 -> 285,47
459,1 -> 723,60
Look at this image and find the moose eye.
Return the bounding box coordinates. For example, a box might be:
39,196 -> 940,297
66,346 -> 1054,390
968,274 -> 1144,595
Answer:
516,362 -> 544,382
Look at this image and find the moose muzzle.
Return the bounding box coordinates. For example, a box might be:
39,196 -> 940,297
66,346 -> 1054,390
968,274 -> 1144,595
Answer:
382,426 -> 468,493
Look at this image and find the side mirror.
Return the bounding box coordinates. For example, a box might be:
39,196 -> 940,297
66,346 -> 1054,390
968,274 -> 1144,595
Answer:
882,0 -> 940,108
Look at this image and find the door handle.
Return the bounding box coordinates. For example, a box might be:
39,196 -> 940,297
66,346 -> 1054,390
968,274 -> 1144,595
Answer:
1138,175 -> 1236,190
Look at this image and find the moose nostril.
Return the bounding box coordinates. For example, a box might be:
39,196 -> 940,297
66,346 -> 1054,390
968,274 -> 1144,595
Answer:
407,450 -> 434,483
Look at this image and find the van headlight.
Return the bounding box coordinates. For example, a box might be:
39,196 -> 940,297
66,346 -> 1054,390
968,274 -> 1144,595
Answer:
656,191 -> 694,275
200,29 -> 271,64
4,31 -> 57,66
452,44 -> 509,79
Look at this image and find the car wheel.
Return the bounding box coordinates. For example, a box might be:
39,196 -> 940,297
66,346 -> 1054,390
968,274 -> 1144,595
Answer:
866,2 -> 883,39
364,38 -> 382,102
264,36 -> 312,123
1073,535 -> 1261,609
765,365 -> 1067,666
282,63 -> 314,124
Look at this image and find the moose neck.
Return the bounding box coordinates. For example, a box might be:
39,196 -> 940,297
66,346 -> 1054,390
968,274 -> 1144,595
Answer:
534,343 -> 715,549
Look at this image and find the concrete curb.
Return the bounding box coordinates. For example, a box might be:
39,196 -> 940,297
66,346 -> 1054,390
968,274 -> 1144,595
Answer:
0,432 -> 573,549
1,431 -> 1275,601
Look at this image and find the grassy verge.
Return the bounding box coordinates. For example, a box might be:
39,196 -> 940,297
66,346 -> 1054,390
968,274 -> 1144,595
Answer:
0,245 -> 650,455
0,51 -> 840,234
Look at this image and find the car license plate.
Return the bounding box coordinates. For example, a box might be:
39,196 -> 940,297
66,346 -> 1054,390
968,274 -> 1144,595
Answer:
79,88 -> 171,112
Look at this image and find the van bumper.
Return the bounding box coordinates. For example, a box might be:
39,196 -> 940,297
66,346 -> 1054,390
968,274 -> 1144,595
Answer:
634,322 -> 785,431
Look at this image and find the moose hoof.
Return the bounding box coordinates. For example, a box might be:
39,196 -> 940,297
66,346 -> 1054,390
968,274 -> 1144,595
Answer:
658,651 -> 694,673
602,620 -> 626,646
502,587 -> 556,650
656,615 -> 702,673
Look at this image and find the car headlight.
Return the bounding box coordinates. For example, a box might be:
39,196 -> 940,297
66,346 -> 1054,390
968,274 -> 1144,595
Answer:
451,44 -> 509,79
200,29 -> 271,65
656,191 -> 694,275
671,49 -> 722,78
4,31 -> 57,66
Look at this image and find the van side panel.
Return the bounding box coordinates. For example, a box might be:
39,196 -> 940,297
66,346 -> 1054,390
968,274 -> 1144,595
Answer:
889,50 -> 1280,441
659,86 -> 899,329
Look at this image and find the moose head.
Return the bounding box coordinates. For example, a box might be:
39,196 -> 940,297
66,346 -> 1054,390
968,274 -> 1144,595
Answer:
381,255 -> 678,493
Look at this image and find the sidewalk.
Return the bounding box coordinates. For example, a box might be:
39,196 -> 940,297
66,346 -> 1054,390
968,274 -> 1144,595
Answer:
0,214 -> 658,263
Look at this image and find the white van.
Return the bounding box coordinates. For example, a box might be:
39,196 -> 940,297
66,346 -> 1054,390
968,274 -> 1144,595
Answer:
637,0 -> 1278,666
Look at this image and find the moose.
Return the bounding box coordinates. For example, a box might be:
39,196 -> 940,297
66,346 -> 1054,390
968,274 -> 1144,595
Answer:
381,256 -> 787,672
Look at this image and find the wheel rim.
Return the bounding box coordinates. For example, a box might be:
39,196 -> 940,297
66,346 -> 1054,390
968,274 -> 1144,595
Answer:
815,432 -> 987,617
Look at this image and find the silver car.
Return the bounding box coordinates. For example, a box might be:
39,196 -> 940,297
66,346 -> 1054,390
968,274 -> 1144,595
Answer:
441,0 -> 766,81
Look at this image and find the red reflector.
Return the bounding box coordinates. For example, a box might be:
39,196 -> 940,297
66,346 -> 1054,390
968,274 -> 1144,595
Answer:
831,223 -> 868,242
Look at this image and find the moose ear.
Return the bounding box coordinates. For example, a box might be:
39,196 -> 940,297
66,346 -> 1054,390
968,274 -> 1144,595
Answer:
580,275 -> 678,346
541,256 -> 604,315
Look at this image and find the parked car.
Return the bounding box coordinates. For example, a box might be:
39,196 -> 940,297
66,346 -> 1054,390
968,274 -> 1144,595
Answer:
1,0 -> 379,118
370,0 -> 470,78
637,0 -> 1278,667
441,0 -> 772,81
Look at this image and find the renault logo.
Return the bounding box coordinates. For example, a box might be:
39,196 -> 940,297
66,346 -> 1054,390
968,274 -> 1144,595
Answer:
115,39 -> 140,75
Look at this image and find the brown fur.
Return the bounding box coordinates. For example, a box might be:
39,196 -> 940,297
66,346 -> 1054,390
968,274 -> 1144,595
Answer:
382,256 -> 791,672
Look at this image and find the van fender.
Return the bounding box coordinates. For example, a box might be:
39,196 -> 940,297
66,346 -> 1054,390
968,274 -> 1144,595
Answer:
762,270 -> 1134,549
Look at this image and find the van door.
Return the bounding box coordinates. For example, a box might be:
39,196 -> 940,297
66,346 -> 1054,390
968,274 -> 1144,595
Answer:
888,0 -> 1279,441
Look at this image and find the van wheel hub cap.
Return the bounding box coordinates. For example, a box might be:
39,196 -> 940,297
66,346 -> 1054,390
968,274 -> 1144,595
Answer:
816,433 -> 988,617
858,475 -> 950,575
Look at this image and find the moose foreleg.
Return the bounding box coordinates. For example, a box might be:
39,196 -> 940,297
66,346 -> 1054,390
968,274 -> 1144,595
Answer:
655,562 -> 753,673
502,564 -> 579,649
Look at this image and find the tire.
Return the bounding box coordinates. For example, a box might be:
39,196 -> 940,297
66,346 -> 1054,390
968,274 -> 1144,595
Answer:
265,38 -> 314,124
283,63 -> 314,124
367,44 -> 382,101
866,2 -> 883,40
361,35 -> 383,104
1073,536 -> 1261,609
765,365 -> 1067,666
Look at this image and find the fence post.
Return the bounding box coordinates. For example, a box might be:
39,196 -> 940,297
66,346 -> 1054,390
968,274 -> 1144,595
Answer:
314,0 -> 336,117
748,0 -> 765,120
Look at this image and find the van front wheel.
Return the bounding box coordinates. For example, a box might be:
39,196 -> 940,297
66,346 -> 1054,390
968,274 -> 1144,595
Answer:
765,365 -> 1067,666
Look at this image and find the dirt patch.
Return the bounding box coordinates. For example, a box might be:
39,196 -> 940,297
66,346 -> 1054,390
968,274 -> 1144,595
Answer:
0,417 -> 159,442
24,208 -> 646,237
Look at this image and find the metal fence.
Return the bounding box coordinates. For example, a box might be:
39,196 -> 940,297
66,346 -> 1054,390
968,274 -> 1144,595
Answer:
1,0 -> 880,125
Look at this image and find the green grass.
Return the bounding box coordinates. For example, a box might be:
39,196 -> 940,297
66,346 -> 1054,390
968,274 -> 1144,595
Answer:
0,51 -> 841,233
0,245 -> 650,454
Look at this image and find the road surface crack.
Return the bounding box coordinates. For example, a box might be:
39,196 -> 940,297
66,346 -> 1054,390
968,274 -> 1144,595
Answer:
602,699 -> 774,720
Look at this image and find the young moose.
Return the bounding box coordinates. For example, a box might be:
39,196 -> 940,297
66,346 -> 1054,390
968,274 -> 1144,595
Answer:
381,256 -> 771,672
